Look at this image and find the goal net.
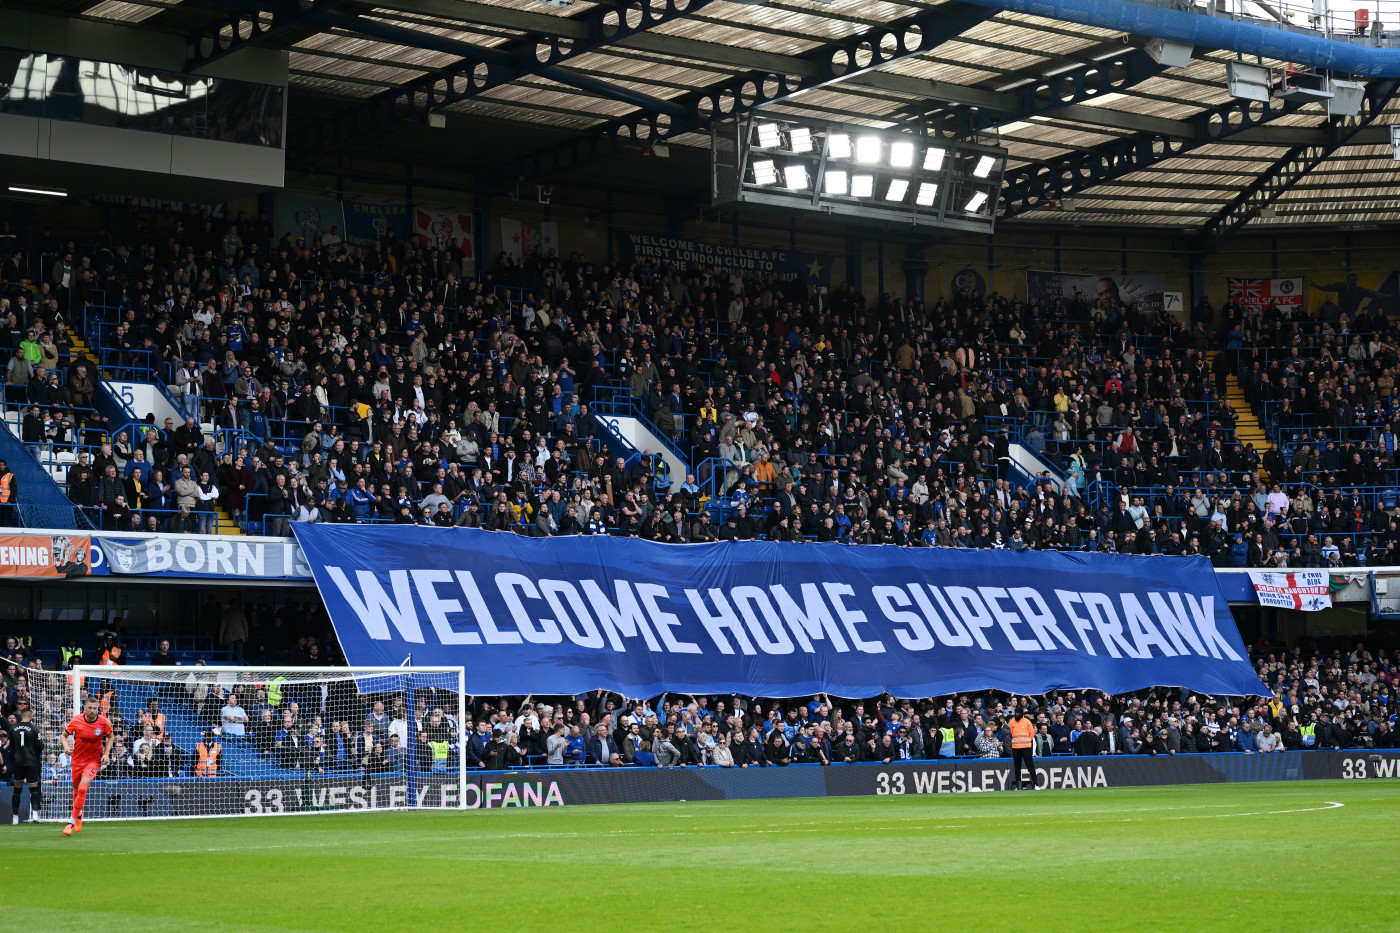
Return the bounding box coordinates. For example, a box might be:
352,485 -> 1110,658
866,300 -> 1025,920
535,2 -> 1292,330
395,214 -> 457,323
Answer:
24,666 -> 466,822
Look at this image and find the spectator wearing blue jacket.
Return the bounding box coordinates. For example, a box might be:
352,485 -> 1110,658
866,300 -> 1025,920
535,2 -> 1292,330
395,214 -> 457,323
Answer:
123,450 -> 153,487
465,721 -> 491,768
346,479 -> 375,520
565,725 -> 587,766
1229,534 -> 1249,567
1236,720 -> 1259,753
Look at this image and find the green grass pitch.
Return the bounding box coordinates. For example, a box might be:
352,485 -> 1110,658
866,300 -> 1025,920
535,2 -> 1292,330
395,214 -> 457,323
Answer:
6,780 -> 1396,932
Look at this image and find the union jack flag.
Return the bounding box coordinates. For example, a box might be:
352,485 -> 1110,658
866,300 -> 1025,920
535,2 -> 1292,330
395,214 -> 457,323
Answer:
1229,278 -> 1263,304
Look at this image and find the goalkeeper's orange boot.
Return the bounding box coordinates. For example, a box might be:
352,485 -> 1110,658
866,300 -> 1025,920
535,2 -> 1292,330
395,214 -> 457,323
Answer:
73,816 -> 82,833
62,823 -> 74,836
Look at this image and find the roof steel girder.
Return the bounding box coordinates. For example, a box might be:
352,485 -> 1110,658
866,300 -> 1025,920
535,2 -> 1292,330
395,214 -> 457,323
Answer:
927,49 -> 1166,138
186,0 -> 354,72
281,0 -> 1210,140
292,0 -> 727,160
999,93 -> 1310,218
307,11 -> 687,117
513,2 -> 997,179
1197,78 -> 1400,249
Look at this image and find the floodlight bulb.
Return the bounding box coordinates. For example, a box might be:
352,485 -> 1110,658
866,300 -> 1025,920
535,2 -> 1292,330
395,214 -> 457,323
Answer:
973,155 -> 996,178
753,159 -> 778,185
885,179 -> 909,202
890,141 -> 915,168
783,165 -> 808,190
964,191 -> 989,213
851,174 -> 874,198
789,126 -> 813,153
824,169 -> 848,196
756,123 -> 781,148
915,182 -> 939,207
923,148 -> 946,171
827,133 -> 852,159
855,136 -> 881,164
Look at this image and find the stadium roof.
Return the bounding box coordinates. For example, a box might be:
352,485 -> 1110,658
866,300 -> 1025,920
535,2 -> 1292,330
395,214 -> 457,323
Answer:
28,0 -> 1400,234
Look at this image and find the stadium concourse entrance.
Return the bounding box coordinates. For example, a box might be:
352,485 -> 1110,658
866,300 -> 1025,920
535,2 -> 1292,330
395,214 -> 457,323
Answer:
8,574 -> 321,670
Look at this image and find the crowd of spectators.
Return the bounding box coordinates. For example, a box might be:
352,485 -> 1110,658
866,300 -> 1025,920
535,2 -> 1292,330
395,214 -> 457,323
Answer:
1,626 -> 1396,790
1,206 -> 1398,566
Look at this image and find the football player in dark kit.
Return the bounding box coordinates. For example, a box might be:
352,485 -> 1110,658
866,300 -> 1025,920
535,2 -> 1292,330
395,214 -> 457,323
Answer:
3,706 -> 44,823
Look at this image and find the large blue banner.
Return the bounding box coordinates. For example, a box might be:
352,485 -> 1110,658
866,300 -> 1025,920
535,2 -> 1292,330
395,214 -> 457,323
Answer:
292,526 -> 1270,699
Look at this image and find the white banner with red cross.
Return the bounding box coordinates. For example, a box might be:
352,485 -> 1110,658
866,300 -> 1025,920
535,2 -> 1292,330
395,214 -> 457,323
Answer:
1248,571 -> 1332,611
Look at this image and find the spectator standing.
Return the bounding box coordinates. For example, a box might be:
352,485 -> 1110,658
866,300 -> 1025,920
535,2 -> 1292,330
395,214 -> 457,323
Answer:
545,723 -> 568,766
220,693 -> 248,738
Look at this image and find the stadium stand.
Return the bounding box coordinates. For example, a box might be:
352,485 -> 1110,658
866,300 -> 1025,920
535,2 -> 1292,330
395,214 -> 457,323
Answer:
0,626 -> 1393,784
4,215 -> 1393,567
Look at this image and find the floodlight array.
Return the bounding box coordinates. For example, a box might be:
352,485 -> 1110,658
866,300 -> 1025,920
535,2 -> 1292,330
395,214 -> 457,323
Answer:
725,116 -> 1007,230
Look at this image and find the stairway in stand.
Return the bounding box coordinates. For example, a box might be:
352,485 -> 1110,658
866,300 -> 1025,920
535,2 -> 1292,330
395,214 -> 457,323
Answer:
1226,373 -> 1273,478
68,327 -> 243,536
68,330 -> 101,373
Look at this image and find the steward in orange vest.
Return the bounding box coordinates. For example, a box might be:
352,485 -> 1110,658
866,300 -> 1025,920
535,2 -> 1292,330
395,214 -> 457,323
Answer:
196,732 -> 222,777
1008,710 -> 1037,791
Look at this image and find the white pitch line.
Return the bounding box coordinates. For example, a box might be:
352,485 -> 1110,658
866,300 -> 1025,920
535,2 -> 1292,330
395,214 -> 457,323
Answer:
1121,801 -> 1344,822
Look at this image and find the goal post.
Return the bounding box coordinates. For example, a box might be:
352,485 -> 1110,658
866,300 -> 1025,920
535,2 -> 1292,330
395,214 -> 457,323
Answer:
28,665 -> 467,821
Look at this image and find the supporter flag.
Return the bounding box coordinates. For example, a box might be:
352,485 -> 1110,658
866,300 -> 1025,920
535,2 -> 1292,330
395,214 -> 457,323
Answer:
499,217 -> 558,263
276,194 -> 344,248
295,524 -> 1273,699
0,534 -> 90,578
1248,571 -> 1332,611
792,252 -> 832,287
343,200 -> 410,249
413,206 -> 475,258
1228,277 -> 1303,313
1026,270 -> 1166,314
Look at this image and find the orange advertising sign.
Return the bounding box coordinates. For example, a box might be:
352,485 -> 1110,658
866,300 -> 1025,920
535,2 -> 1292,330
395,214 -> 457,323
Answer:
0,534 -> 91,578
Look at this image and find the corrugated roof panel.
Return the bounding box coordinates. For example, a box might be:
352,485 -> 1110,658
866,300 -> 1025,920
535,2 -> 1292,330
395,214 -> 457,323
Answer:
288,50 -> 430,87
81,0 -> 170,23
288,75 -> 384,99
879,56 -> 1004,87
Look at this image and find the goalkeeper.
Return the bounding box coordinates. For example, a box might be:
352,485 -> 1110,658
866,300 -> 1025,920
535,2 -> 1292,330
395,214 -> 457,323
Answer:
2,706 -> 44,823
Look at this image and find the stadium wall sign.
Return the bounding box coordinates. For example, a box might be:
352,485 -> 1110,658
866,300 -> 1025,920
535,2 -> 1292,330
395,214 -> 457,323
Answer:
24,752 -> 1398,821
293,525 -> 1271,699
91,536 -> 312,579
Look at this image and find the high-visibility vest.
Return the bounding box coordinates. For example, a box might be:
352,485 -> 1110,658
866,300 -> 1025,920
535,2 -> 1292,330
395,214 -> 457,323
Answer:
99,646 -> 122,666
938,727 -> 957,757
60,645 -> 83,668
428,740 -> 450,762
196,742 -> 221,776
140,710 -> 166,735
1300,723 -> 1316,747
1009,717 -> 1036,750
0,473 -> 13,503
266,676 -> 287,707
99,690 -> 116,717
